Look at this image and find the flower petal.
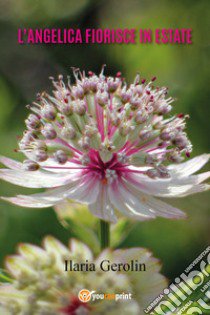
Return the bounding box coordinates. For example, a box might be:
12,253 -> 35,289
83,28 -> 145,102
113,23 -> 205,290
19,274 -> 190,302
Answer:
70,239 -> 93,260
1,174 -> 101,209
0,168 -> 80,188
112,248 -> 152,265
124,171 -> 210,199
43,236 -> 70,267
1,196 -> 57,208
1,181 -> 80,208
123,173 -> 193,197
0,284 -> 27,303
0,156 -> 22,170
5,255 -> 36,278
173,183 -> 210,197
108,181 -> 156,221
139,194 -> 186,219
18,243 -> 47,261
119,181 -> 186,219
89,182 -> 117,223
192,171 -> 210,184
65,175 -> 100,204
44,236 -> 69,255
168,154 -> 210,176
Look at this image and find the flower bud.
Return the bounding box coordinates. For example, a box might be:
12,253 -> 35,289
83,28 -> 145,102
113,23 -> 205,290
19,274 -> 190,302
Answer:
160,129 -> 173,141
54,150 -> 68,164
139,129 -> 153,141
35,140 -> 47,151
111,96 -> 122,109
146,168 -> 159,179
41,124 -> 57,140
130,98 -> 140,110
173,134 -> 189,150
34,150 -> 48,162
60,104 -> 73,116
107,77 -> 120,93
72,85 -> 84,99
19,131 -> 37,150
75,101 -> 86,116
96,91 -> 109,107
135,110 -> 148,124
79,137 -> 90,150
84,125 -> 98,137
25,114 -> 41,130
121,89 -> 131,103
168,151 -> 184,163
41,105 -> 57,121
157,104 -> 172,115
23,160 -> 39,171
157,166 -> 170,178
61,127 -> 76,140
82,78 -> 91,92
135,85 -> 143,95
89,76 -> 98,92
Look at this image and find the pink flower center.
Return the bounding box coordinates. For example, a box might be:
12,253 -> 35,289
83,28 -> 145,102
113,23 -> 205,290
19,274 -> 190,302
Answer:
83,151 -> 127,184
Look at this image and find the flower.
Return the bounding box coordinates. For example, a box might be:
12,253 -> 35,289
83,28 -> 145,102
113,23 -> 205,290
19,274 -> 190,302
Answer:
0,68 -> 209,222
0,237 -> 167,314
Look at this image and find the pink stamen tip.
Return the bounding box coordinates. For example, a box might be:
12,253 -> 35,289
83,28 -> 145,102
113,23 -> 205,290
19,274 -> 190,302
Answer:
88,71 -> 94,76
151,76 -> 157,82
146,90 -> 151,95
177,113 -> 184,118
116,71 -> 122,77
186,151 -> 190,158
141,79 -> 146,84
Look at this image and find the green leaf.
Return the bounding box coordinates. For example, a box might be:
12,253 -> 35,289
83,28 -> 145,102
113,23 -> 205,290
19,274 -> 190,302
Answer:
61,218 -> 100,254
111,219 -> 136,248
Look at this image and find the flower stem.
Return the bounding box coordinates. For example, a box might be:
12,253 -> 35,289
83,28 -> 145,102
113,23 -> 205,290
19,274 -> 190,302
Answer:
100,220 -> 110,250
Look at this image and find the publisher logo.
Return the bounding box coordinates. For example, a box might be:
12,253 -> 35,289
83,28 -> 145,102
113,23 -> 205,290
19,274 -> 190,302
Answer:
78,289 -> 132,303
78,289 -> 92,303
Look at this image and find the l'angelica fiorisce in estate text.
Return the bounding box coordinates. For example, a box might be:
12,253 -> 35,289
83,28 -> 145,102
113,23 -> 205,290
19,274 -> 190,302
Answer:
18,28 -> 193,45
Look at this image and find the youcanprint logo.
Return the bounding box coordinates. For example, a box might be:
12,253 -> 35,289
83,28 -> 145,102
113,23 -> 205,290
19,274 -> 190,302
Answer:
78,289 -> 95,303
78,289 -> 132,303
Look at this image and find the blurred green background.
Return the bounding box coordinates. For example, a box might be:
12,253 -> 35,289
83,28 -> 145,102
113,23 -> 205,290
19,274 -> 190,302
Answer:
0,0 -> 209,281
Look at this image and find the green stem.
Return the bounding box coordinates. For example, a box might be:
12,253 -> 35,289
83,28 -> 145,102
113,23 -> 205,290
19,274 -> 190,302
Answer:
100,220 -> 110,250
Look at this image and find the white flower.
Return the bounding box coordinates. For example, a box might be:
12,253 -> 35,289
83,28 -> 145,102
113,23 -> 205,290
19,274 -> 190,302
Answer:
0,237 -> 167,314
0,69 -> 209,222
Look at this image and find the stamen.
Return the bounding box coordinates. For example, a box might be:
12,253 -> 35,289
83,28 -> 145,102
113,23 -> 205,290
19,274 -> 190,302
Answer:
18,68 -> 192,181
